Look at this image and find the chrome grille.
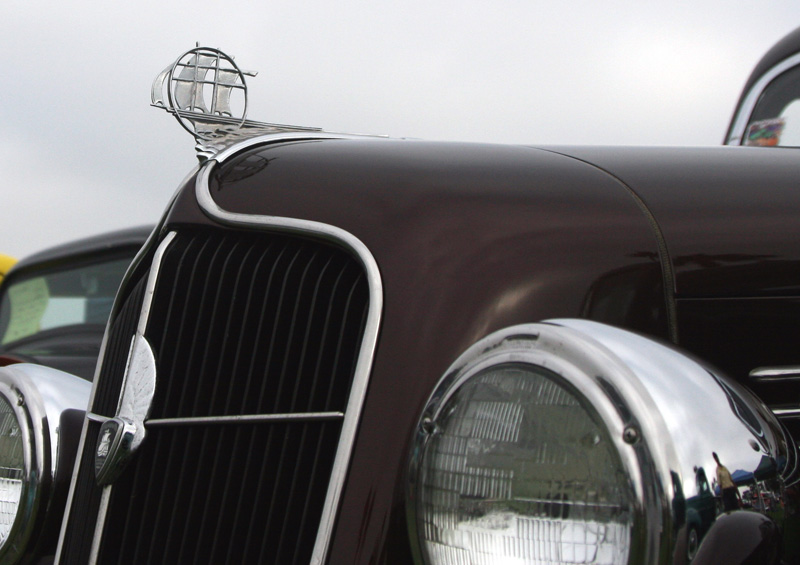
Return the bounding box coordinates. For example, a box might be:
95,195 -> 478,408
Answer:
59,227 -> 371,564
102,421 -> 341,563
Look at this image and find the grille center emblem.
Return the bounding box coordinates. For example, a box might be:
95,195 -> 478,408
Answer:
94,418 -> 137,485
94,335 -> 157,486
97,427 -> 112,458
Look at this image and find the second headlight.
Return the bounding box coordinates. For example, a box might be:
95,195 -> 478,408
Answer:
415,361 -> 635,564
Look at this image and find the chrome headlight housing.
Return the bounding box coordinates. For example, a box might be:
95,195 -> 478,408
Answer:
0,393 -> 25,548
408,320 -> 794,564
0,364 -> 90,562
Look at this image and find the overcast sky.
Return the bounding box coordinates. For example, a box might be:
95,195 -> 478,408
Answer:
2,2 -> 800,259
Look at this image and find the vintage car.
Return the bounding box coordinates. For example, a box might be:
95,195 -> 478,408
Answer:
4,31 -> 800,564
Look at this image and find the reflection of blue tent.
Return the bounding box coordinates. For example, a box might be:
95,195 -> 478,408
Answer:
713,470 -> 753,493
714,457 -> 777,493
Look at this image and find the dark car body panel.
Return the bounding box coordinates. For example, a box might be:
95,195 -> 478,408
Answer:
545,145 -> 800,298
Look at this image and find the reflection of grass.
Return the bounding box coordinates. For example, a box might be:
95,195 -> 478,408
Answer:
784,511 -> 800,560
766,504 -> 783,523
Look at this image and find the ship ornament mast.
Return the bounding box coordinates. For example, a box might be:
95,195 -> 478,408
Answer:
151,44 -> 322,161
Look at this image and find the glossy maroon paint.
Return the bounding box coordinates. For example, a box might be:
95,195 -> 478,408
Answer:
546,146 -> 800,298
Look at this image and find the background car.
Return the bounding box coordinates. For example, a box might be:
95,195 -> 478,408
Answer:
0,226 -> 152,380
726,25 -> 800,146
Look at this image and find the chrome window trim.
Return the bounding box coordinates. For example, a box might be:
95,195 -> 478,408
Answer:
726,51 -> 800,145
194,157 -> 384,565
55,232 -> 177,564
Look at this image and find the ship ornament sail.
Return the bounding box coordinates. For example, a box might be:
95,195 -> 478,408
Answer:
151,44 -> 322,160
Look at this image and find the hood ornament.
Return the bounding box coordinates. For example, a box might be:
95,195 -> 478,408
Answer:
152,44 -> 322,161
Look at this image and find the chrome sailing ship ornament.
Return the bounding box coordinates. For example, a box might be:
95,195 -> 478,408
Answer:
152,44 -> 322,160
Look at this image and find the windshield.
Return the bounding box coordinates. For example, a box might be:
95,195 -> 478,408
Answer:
0,257 -> 132,346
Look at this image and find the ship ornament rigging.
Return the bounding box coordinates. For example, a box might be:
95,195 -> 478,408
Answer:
151,44 -> 321,160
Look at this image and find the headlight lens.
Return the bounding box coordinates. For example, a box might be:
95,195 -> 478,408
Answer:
416,363 -> 634,564
0,395 -> 24,546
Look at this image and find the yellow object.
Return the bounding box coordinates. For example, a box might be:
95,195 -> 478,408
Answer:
0,254 -> 16,284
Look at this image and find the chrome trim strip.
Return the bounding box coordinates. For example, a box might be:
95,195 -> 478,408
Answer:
56,201 -> 188,559
54,416 -> 90,560
726,51 -> 800,145
146,412 -> 345,427
86,413 -> 111,423
195,158 -> 383,565
773,407 -> 800,419
87,232 -> 176,564
750,365 -> 800,381
211,131 -> 387,164
56,232 -> 177,565
88,487 -> 112,564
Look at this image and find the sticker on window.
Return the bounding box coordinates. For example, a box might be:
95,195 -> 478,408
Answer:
2,278 -> 49,344
746,118 -> 786,146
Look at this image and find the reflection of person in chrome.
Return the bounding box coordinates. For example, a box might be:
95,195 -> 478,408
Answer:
713,452 -> 741,511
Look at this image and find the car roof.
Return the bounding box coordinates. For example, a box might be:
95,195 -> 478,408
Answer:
741,26 -> 800,97
11,225 -> 153,272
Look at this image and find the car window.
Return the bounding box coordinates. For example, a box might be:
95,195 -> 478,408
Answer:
0,257 -> 131,345
744,64 -> 800,146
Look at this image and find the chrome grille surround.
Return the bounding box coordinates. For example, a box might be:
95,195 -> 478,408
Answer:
56,136 -> 383,564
